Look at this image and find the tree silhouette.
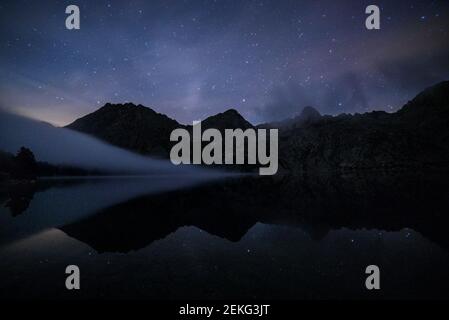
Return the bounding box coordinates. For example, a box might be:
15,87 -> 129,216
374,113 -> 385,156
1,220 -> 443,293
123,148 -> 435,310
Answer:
13,147 -> 37,179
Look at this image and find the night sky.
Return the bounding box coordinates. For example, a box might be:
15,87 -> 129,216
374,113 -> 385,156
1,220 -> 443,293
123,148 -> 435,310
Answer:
0,0 -> 448,126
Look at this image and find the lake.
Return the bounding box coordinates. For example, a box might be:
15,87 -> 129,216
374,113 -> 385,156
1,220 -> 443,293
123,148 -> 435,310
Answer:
1,171 -> 449,299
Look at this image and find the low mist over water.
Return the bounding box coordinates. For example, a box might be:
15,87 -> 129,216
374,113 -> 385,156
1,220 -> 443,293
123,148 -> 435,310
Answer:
0,110 -> 200,175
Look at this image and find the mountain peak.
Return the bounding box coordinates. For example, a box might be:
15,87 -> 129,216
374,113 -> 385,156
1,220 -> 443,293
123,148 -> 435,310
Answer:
66,102 -> 181,157
259,106 -> 322,130
202,109 -> 253,130
398,81 -> 449,117
297,106 -> 321,122
101,102 -> 154,112
222,108 -> 241,115
410,81 -> 449,106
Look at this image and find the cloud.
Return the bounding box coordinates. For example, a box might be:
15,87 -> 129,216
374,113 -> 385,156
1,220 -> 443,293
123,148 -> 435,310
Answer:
256,82 -> 314,122
376,50 -> 449,94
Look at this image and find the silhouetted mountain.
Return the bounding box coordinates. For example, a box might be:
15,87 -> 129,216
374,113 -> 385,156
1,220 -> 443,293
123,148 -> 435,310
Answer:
64,81 -> 449,171
184,109 -> 257,172
66,103 -> 183,157
398,81 -> 449,119
298,106 -> 322,123
200,109 -> 253,131
258,106 -> 322,130
394,80 -> 449,148
279,81 -> 449,171
66,105 -> 254,159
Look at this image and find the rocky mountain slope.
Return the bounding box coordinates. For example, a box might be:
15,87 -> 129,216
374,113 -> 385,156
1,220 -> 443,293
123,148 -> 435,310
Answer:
66,103 -> 183,157
65,81 -> 449,172
279,81 -> 449,171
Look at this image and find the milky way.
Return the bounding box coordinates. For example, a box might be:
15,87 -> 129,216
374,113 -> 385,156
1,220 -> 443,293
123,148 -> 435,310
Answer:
0,0 -> 448,125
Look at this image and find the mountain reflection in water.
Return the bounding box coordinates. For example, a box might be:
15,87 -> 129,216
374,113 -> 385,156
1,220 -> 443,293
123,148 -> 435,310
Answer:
1,170 -> 449,299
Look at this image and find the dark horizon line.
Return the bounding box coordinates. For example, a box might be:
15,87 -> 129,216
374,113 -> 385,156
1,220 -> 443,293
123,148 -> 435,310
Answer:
70,79 -> 449,127
3,80 -> 448,129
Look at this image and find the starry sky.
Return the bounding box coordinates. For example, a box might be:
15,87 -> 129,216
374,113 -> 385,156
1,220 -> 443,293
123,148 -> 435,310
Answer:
0,0 -> 448,126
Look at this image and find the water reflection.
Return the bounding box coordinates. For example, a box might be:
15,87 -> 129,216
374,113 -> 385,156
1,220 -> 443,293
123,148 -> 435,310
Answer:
0,174 -> 223,245
56,170 -> 449,252
1,170 -> 449,299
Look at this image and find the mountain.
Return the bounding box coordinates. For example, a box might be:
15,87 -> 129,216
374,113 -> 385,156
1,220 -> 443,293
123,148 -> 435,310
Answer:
64,81 -> 449,172
279,81 -> 449,171
394,81 -> 449,148
258,106 -> 322,130
200,109 -> 253,131
66,104 -> 254,158
397,81 -> 449,119
66,103 -> 183,157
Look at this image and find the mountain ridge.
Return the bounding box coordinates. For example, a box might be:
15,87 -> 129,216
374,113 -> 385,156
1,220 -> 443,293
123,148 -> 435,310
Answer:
66,102 -> 183,157
65,81 -> 449,171
258,106 -> 322,130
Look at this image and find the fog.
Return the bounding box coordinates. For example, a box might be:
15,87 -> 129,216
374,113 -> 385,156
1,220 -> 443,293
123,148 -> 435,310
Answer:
0,110 -> 203,175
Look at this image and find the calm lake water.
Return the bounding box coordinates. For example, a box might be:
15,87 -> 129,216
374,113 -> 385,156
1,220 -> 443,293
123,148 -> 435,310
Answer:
1,172 -> 449,299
